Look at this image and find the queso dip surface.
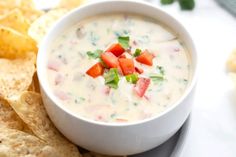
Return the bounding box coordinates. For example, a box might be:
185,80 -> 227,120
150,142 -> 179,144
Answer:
47,14 -> 192,123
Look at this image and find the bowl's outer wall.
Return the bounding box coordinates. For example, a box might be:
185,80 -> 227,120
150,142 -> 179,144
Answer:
41,85 -> 195,155
38,0 -> 197,155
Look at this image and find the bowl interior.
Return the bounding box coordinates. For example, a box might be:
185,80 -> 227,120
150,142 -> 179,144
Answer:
37,0 -> 197,126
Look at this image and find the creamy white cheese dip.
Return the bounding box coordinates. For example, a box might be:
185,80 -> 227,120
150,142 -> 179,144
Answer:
47,14 -> 191,123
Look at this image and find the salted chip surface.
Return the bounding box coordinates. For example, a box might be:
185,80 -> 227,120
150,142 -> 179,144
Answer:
17,7 -> 44,23
0,6 -> 43,23
0,0 -> 35,8
0,26 -> 37,58
28,9 -> 68,45
0,97 -> 31,133
0,9 -> 30,34
0,53 -> 36,98
28,72 -> 41,93
8,91 -> 81,157
0,125 -> 61,157
0,0 -> 43,23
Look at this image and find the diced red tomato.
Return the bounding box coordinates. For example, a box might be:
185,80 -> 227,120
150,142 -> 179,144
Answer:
54,91 -> 69,100
135,50 -> 154,66
86,62 -> 104,78
96,115 -> 104,121
117,65 -> 124,75
134,77 -> 151,97
135,67 -> 144,74
118,58 -> 135,75
106,43 -> 125,57
101,52 -> 119,68
47,60 -> 61,71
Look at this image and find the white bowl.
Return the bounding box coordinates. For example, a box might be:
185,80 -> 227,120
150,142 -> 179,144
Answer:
37,0 -> 197,155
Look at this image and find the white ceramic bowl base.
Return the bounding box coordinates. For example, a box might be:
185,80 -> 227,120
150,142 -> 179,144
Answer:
38,0 -> 197,156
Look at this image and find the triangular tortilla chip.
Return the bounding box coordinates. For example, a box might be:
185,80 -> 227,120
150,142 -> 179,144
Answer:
0,9 -> 30,35
0,125 -> 61,157
0,26 -> 37,58
28,9 -> 68,45
0,97 -> 31,133
8,92 -> 81,157
0,52 -> 36,98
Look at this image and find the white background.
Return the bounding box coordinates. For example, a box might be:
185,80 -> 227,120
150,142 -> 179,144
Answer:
147,0 -> 236,156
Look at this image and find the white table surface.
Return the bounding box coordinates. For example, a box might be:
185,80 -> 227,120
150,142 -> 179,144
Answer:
35,0 -> 236,156
146,0 -> 236,156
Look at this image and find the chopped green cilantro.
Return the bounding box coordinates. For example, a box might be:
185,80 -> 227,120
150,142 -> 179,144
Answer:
161,0 -> 174,5
86,49 -> 103,59
125,74 -> 138,84
110,113 -> 116,118
160,0 -> 195,10
150,66 -> 165,82
118,36 -> 130,49
74,97 -> 85,104
179,0 -> 195,10
79,97 -> 85,101
183,79 -> 188,84
157,66 -> 165,75
104,68 -> 120,89
150,74 -> 164,82
133,48 -> 142,57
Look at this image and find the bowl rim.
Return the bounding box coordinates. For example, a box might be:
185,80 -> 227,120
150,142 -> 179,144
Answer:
37,0 -> 198,127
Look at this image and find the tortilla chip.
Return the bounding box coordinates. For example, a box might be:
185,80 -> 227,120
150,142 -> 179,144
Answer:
0,26 -> 37,58
0,5 -> 9,13
0,0 -> 36,9
0,7 -> 42,23
19,7 -> 44,23
0,125 -> 61,157
0,9 -> 30,34
8,92 -> 81,157
0,53 -> 36,98
226,49 -> 236,72
28,9 -> 68,45
0,0 -> 43,23
57,0 -> 85,9
17,0 -> 36,9
28,72 -> 41,93
0,97 -> 32,134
